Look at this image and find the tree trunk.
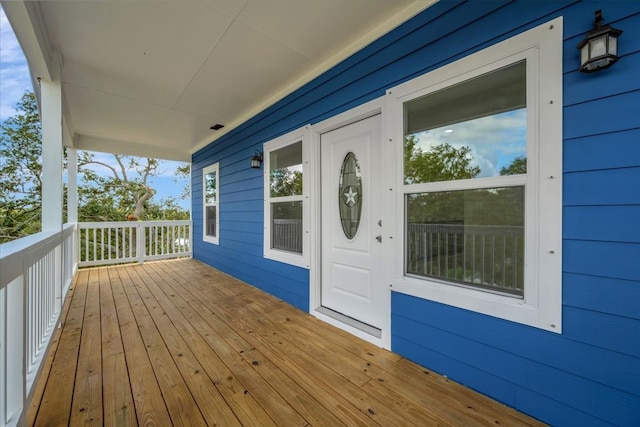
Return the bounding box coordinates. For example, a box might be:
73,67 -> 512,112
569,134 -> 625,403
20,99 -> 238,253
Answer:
133,186 -> 156,219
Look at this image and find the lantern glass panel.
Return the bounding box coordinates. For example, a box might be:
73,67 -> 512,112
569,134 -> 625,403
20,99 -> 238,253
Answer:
609,35 -> 617,55
589,36 -> 607,57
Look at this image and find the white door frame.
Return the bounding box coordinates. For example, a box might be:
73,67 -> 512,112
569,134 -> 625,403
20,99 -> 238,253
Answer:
309,97 -> 392,349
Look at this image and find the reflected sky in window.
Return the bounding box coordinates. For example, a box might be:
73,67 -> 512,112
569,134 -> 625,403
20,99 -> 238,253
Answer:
410,109 -> 526,178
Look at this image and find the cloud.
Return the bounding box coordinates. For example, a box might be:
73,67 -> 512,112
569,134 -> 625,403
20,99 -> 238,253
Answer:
413,109 -> 527,177
0,5 -> 34,123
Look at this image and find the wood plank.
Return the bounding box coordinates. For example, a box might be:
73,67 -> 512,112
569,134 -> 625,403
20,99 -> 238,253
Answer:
140,263 -> 281,427
110,266 -> 173,427
153,262 -> 349,426
126,265 -> 243,427
161,260 -> 545,427
279,303 -> 535,426
30,260 -> 545,427
34,269 -> 88,427
101,268 -> 137,427
69,268 -> 103,426
157,262 -> 427,427
117,266 -> 208,427
146,262 -> 309,427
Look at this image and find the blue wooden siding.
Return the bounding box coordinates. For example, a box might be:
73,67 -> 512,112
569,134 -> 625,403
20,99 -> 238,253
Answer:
193,1 -> 640,425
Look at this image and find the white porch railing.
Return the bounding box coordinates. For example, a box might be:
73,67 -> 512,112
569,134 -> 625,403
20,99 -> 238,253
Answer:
79,220 -> 191,267
0,223 -> 78,427
0,220 -> 190,427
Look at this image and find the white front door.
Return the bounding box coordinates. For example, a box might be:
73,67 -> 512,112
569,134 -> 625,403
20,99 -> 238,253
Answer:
320,114 -> 384,330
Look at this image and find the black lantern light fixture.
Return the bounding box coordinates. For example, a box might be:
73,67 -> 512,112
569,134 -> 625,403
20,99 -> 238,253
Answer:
250,151 -> 263,169
577,10 -> 623,73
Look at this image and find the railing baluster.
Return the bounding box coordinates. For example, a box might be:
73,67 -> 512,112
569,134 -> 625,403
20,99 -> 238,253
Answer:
502,235 -> 507,288
514,236 -> 519,291
161,226 -> 165,255
481,234 -> 485,285
491,235 -> 496,287
172,226 -> 176,254
453,233 -> 458,280
91,228 -> 96,262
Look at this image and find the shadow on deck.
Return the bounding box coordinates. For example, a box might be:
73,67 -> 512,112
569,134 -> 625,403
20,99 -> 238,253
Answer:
28,259 -> 544,426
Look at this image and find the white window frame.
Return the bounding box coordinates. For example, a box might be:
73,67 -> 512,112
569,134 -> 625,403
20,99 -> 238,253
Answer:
202,163 -> 219,245
263,126 -> 311,268
386,18 -> 563,332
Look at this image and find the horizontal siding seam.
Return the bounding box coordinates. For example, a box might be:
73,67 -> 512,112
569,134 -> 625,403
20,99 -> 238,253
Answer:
562,164 -> 640,175
561,270 -> 640,284
561,237 -> 640,244
393,314 -> 640,415
392,326 -> 599,416
562,302 -> 640,324
563,86 -> 640,108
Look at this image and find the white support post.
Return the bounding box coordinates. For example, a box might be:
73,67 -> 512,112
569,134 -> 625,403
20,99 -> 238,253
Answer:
137,224 -> 145,264
67,147 -> 79,276
67,147 -> 78,224
0,285 -> 6,427
40,79 -> 64,232
5,276 -> 25,427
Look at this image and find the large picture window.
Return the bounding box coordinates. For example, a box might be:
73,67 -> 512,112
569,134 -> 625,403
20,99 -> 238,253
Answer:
263,126 -> 310,268
203,163 -> 219,244
404,60 -> 527,297
387,18 -> 563,332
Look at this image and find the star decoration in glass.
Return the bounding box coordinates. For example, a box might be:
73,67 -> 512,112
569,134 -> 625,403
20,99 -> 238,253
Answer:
343,186 -> 358,206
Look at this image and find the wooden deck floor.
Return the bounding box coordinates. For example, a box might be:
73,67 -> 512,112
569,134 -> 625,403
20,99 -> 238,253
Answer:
28,259 -> 544,426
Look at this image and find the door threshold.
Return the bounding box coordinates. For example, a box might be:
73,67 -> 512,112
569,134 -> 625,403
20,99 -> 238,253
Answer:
316,306 -> 382,338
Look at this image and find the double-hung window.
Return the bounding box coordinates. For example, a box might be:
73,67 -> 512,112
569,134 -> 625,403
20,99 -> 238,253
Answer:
387,19 -> 563,332
203,163 -> 219,244
263,126 -> 310,268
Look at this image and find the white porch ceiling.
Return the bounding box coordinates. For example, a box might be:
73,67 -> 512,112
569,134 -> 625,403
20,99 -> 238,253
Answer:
4,0 -> 434,162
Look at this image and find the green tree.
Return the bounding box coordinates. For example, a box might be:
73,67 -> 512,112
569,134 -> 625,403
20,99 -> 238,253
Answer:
78,153 -> 160,221
175,164 -> 191,202
404,135 -> 480,185
0,92 -> 43,242
0,91 -> 189,243
499,155 -> 527,176
270,168 -> 302,197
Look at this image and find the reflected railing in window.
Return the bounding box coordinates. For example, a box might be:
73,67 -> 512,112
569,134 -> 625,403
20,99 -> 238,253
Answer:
406,223 -> 524,296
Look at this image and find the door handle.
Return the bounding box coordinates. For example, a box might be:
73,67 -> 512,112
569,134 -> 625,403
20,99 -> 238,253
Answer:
375,235 -> 382,243
378,219 -> 382,227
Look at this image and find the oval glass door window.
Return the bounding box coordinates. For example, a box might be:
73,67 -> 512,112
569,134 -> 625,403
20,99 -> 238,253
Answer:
338,152 -> 362,239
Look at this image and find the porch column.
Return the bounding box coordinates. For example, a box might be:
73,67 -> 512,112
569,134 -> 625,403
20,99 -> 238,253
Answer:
40,79 -> 63,232
67,147 -> 78,223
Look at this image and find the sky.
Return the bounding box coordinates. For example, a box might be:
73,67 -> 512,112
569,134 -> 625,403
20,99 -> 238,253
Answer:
0,5 -> 190,210
410,109 -> 527,178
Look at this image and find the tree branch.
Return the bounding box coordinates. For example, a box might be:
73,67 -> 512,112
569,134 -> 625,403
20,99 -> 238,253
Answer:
79,160 -> 121,181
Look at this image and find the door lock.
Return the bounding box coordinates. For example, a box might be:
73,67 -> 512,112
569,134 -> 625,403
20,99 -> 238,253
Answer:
375,235 -> 382,243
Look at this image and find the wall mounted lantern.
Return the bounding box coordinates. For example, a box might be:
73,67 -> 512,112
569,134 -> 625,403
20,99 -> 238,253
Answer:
577,10 -> 623,73
251,151 -> 263,169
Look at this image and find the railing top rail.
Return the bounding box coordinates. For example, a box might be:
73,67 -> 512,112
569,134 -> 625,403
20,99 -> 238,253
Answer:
0,223 -> 76,289
79,220 -> 191,228
407,223 -> 523,234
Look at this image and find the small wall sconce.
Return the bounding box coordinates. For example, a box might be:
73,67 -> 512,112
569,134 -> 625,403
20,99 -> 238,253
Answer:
251,151 -> 263,169
577,10 -> 623,73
